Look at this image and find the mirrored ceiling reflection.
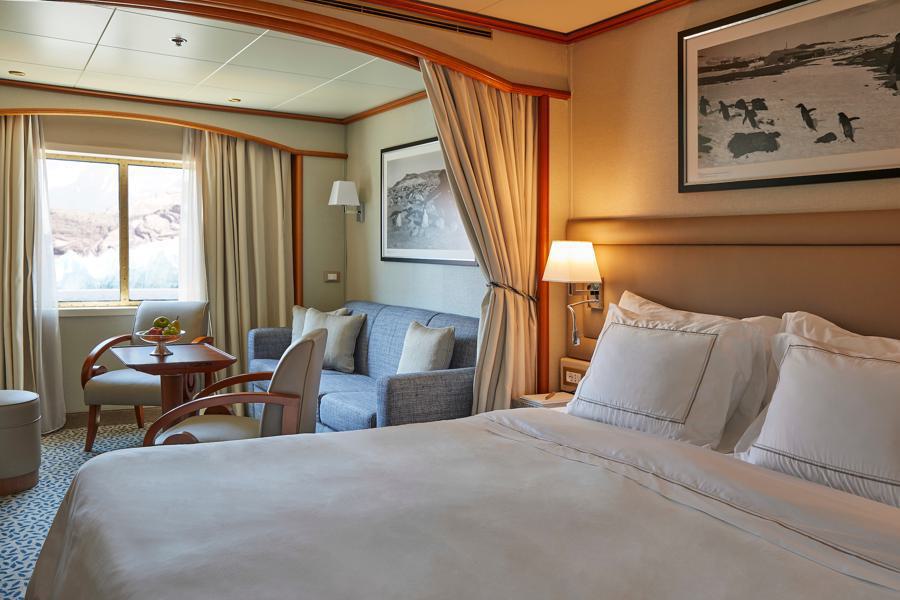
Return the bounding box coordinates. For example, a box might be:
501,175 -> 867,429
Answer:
0,1 -> 425,118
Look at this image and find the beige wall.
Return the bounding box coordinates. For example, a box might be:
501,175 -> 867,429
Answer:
303,156 -> 348,311
570,0 -> 900,219
344,99 -> 486,317
43,115 -> 183,159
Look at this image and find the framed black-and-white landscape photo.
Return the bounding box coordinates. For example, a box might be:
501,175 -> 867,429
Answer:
381,138 -> 476,266
679,0 -> 900,192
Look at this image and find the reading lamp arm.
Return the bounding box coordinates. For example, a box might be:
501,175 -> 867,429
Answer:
566,300 -> 595,346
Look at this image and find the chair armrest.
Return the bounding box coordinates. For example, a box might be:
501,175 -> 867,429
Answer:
143,391 -> 299,446
376,367 -> 475,427
81,334 -> 132,388
247,328 -> 292,361
194,372 -> 275,399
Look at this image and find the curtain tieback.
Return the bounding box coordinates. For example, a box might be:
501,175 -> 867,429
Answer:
487,282 -> 537,303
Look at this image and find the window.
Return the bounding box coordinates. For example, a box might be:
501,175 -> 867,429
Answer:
46,153 -> 183,305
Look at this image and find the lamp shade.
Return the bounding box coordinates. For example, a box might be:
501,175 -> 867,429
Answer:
328,181 -> 359,207
542,241 -> 601,283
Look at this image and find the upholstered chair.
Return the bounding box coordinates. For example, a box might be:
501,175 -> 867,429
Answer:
143,329 -> 327,446
81,300 -> 211,451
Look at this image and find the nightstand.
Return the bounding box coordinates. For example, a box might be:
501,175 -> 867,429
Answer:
513,392 -> 573,409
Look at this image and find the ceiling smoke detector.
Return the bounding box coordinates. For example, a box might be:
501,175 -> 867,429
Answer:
170,35 -> 187,47
8,70 -> 26,77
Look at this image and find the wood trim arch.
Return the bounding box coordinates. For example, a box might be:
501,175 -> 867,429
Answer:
73,0 -> 570,99
0,108 -> 348,158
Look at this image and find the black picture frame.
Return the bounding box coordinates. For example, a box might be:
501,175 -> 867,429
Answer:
678,0 -> 900,192
380,137 -> 477,266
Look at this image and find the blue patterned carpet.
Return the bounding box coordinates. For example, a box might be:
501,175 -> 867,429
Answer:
0,425 -> 144,599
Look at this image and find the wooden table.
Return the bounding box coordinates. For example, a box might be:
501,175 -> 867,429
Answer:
111,343 -> 237,414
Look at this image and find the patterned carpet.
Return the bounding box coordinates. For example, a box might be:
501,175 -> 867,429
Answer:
0,424 -> 145,599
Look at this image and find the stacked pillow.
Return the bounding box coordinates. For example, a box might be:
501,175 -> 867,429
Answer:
568,293 -> 769,449
737,312 -> 900,508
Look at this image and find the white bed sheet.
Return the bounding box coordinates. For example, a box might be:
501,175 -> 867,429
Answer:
28,409 -> 900,599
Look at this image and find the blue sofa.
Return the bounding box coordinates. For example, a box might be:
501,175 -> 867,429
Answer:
246,301 -> 479,432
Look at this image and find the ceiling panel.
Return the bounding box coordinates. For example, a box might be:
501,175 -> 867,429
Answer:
341,59 -> 424,90
77,71 -> 197,99
85,46 -> 218,85
100,9 -> 262,63
120,8 -> 266,36
279,81 -> 415,118
0,2 -> 112,43
202,64 -> 327,96
0,61 -> 81,87
183,85 -> 291,111
231,36 -> 374,79
0,29 -> 94,71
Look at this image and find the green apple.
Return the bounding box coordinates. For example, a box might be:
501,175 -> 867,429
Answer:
163,325 -> 180,336
153,316 -> 170,328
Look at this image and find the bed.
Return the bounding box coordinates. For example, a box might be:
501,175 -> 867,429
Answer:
28,210 -> 900,599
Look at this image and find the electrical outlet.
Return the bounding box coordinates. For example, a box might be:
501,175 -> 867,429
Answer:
565,370 -> 582,385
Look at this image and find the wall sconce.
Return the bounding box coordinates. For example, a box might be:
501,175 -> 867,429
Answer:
542,240 -> 603,346
328,181 -> 364,222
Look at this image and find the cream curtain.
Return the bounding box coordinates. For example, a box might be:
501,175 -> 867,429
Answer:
1,115 -> 66,433
420,59 -> 539,413
183,130 -> 293,377
178,131 -> 208,302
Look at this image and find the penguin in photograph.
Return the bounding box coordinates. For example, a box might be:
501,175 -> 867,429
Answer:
742,108 -> 760,129
815,132 -> 838,144
699,96 -> 711,116
796,104 -> 817,131
750,98 -> 768,111
718,100 -> 733,121
838,112 -> 860,142
733,99 -> 749,112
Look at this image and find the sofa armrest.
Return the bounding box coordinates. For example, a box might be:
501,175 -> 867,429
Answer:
376,367 -> 475,427
247,327 -> 292,362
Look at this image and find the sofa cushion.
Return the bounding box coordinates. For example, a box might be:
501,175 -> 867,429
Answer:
303,308 -> 366,373
318,371 -> 376,397
367,306 -> 439,380
396,321 -> 455,374
292,306 -> 350,342
426,313 -> 478,369
319,392 -> 377,431
345,301 -> 388,375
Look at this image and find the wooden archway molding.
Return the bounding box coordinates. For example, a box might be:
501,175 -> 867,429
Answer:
76,0 -> 570,100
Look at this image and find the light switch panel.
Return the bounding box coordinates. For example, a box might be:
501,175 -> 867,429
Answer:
324,271 -> 341,283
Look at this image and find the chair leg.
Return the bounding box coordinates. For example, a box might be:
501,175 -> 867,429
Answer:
134,406 -> 145,429
85,405 -> 101,452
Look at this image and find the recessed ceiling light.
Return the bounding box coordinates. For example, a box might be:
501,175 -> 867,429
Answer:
8,70 -> 26,77
227,97 -> 242,103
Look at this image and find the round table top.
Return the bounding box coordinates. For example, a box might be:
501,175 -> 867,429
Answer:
0,390 -> 39,406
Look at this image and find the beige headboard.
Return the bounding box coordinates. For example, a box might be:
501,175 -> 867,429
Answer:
565,209 -> 900,361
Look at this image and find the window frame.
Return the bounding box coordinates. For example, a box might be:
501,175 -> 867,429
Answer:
47,152 -> 183,307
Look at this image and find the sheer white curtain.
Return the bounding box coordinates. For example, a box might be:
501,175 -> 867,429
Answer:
179,130 -> 208,302
421,59 -> 539,413
0,115 -> 65,432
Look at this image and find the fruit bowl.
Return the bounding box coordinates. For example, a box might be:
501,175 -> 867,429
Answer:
137,330 -> 185,357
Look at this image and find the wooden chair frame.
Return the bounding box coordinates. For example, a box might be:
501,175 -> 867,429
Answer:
81,334 -> 213,452
143,371 -> 303,446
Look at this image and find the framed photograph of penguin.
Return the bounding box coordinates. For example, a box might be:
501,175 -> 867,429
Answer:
678,0 -> 900,192
380,138 -> 476,266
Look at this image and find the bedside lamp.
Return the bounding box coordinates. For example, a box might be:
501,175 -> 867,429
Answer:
542,241 -> 602,346
329,181 -> 364,222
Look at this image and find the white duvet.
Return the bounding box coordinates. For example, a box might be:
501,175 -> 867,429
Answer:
28,409 -> 900,599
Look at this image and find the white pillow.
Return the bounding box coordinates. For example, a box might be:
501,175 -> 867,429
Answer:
292,306 -> 350,342
617,291 -> 771,451
747,333 -> 900,507
735,311 -> 900,458
302,308 -> 366,373
396,321 -> 455,374
568,303 -> 759,448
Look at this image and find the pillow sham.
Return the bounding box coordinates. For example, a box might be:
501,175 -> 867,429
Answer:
302,308 -> 366,373
396,321 -> 455,374
292,306 -> 351,343
568,303 -> 759,448
747,333 -> 900,507
617,291 -> 772,451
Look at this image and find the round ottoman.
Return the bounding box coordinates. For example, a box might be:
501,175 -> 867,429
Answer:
0,390 -> 41,495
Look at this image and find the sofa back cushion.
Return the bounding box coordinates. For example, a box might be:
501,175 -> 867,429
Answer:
344,301 -> 479,377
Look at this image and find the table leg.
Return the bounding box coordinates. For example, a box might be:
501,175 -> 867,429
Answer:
159,374 -> 185,415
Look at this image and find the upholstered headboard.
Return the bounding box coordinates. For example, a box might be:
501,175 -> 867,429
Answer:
565,209 -> 900,361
